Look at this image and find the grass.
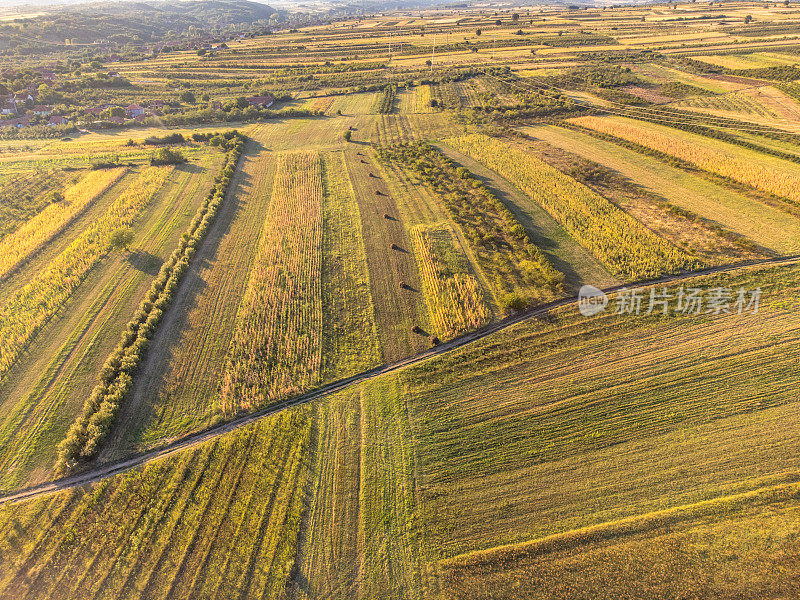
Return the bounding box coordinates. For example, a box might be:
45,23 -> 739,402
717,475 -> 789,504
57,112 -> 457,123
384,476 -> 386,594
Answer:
319,150 -> 382,380
402,262 -> 800,558
571,115 -> 800,207
0,169 -> 78,241
0,408 -> 313,600
217,151 -> 323,416
447,133 -> 699,280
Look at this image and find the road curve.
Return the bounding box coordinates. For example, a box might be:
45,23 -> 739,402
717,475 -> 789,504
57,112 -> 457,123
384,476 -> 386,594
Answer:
1,254 -> 798,506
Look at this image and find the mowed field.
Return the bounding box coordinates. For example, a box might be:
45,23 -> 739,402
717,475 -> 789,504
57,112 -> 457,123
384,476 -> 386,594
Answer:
6,1 -> 800,596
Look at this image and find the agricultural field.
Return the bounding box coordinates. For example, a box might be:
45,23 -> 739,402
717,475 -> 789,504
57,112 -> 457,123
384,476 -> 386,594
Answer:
2,0 -> 800,597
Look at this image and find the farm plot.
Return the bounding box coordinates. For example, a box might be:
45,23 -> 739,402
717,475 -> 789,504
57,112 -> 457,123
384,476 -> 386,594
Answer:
435,143 -> 617,292
319,150 -> 382,380
412,224 -> 492,339
381,142 -> 563,308
403,262 -> 800,559
0,168 -> 126,282
446,134 -> 698,280
0,169 -> 78,241
0,166 -> 172,383
344,148 -> 429,362
0,408 -> 313,600
0,156 -> 221,489
217,151 -> 323,417
523,124 -> 800,256
571,115 -> 800,206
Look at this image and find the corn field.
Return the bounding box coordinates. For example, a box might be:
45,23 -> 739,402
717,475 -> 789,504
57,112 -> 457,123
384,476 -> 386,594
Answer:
415,85 -> 434,113
447,134 -> 699,279
412,224 -> 491,339
218,152 -> 323,416
0,167 -> 127,281
573,115 -> 800,205
0,166 -> 171,380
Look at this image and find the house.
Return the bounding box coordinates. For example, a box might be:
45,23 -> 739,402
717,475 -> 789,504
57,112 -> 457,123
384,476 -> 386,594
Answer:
1,116 -> 31,128
48,115 -> 68,126
246,95 -> 275,108
33,105 -> 53,116
125,104 -> 144,118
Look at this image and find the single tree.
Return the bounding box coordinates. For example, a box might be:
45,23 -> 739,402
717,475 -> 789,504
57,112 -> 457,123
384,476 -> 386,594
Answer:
110,228 -> 134,252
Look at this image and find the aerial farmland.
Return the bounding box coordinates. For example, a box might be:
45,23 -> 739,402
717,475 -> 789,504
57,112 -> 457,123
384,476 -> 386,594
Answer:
0,0 -> 799,597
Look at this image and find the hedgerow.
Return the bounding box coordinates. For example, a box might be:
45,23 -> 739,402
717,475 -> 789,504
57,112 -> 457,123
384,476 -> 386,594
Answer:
56,130 -> 247,472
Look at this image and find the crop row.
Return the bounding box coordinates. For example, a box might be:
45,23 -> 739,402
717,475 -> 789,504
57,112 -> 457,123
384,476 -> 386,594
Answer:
217,151 -> 323,417
571,115 -> 800,206
0,169 -> 78,241
0,167 -> 173,383
375,83 -> 398,114
412,224 -> 492,338
380,141 -> 563,308
446,134 -> 699,280
56,132 -> 246,471
0,167 -> 127,281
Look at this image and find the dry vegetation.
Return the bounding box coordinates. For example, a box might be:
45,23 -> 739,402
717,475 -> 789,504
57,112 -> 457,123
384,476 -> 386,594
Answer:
217,151 -> 323,416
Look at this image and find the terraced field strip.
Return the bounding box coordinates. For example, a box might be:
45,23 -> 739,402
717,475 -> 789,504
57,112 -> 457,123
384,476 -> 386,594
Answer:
435,142 -> 617,291
105,142 -> 278,456
0,410 -> 312,600
571,114 -> 800,206
0,157 -> 220,490
403,263 -> 800,557
522,124 -> 800,255
0,168 -> 127,282
446,134 -> 697,280
440,480 -> 800,600
0,167 -> 172,384
344,147 -> 430,362
218,151 -> 323,416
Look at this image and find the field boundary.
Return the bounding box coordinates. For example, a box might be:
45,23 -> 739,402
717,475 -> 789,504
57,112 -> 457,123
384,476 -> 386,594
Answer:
441,473 -> 800,569
1,253 -> 798,505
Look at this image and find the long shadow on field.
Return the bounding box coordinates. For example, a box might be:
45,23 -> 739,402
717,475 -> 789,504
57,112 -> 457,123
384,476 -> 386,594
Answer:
126,250 -> 162,276
99,154 -> 258,462
436,147 -> 590,292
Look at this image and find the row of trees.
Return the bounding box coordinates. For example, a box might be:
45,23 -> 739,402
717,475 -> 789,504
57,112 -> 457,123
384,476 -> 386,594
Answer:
56,131 -> 246,471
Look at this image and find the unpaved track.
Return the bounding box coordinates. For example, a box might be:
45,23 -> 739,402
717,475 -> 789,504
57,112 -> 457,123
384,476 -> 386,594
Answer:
1,254 -> 798,506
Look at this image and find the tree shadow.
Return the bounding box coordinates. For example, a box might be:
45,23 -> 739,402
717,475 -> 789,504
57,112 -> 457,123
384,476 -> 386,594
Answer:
127,249 -> 162,276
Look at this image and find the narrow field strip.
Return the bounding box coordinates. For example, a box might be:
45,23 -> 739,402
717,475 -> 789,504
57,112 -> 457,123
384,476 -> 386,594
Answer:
0,167 -> 172,382
446,133 -> 699,280
0,168 -> 127,282
412,224 -> 492,339
571,114 -> 800,206
218,151 -> 323,416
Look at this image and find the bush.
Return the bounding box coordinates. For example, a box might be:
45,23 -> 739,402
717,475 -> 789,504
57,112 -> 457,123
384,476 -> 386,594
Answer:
150,148 -> 186,165
501,292 -> 528,312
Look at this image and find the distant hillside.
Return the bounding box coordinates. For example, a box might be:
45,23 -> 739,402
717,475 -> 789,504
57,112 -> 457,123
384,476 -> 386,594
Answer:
0,0 -> 278,51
